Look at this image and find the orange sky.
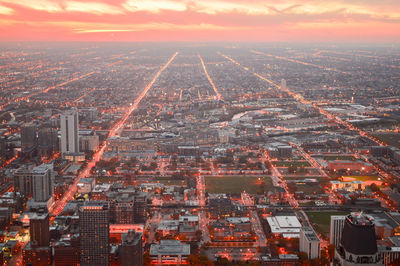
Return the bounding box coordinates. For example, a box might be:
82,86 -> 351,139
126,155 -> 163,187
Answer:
0,0 -> 399,42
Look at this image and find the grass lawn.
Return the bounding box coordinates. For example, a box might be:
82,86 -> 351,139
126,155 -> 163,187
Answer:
153,176 -> 186,186
371,133 -> 400,148
272,161 -> 311,167
205,175 -> 272,194
305,211 -> 349,238
323,155 -> 356,161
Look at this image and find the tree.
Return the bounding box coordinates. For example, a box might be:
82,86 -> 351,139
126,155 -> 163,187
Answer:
288,165 -> 297,174
369,183 -> 380,192
195,230 -> 203,241
215,257 -> 230,266
187,254 -> 200,265
143,251 -> 151,266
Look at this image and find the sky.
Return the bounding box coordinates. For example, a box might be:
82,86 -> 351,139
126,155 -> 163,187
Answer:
0,0 -> 399,42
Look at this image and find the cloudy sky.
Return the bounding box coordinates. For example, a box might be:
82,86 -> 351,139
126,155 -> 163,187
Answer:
0,0 -> 399,42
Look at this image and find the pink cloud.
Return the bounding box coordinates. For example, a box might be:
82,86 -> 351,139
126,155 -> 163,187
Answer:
0,0 -> 398,42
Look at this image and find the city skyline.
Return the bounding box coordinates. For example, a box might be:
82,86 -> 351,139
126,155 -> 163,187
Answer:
0,0 -> 399,42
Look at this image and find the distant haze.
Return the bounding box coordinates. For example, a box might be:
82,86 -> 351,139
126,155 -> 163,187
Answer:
0,0 -> 399,42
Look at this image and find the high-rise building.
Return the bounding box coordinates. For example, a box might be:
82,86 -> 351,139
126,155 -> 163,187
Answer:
120,229 -> 143,266
281,79 -> 287,90
79,201 -> 110,266
334,213 -> 382,265
299,227 -> 321,260
30,212 -> 50,247
21,123 -> 37,151
61,108 -> 79,157
54,234 -> 80,266
330,215 -> 346,248
38,128 -> 58,156
14,164 -> 54,202
79,135 -> 99,152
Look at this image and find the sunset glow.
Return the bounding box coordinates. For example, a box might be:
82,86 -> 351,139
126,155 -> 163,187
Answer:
0,0 -> 399,42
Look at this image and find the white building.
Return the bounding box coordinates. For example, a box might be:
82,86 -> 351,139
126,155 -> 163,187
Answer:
150,240 -> 190,265
77,178 -> 95,194
330,215 -> 346,247
61,108 -> 79,158
266,216 -> 301,238
300,227 -> 321,260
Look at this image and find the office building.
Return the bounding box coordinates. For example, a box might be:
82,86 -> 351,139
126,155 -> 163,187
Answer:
299,227 -> 321,259
14,164 -> 54,202
334,213 -> 382,265
22,242 -> 51,266
61,108 -> 79,157
79,201 -> 110,266
120,229 -> 143,266
30,212 -> 50,247
150,240 -> 190,265
330,215 -> 346,247
54,234 -> 80,266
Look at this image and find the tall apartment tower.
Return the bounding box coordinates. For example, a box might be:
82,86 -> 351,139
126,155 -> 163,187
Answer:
30,212 -> 50,247
79,201 -> 110,266
14,164 -> 54,202
61,108 -> 79,157
330,215 -> 346,248
281,79 -> 287,90
334,213 -> 382,265
21,123 -> 37,151
299,227 -> 321,260
121,229 -> 143,266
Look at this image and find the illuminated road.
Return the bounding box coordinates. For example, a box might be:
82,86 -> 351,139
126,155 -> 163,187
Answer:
198,54 -> 223,101
218,52 -> 385,147
196,175 -> 211,244
48,52 -> 178,221
250,50 -> 349,75
0,71 -> 96,111
241,192 -> 267,247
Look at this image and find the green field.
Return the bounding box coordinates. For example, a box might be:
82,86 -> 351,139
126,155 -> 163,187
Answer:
154,176 -> 186,186
372,133 -> 400,148
205,175 -> 273,194
272,161 -> 311,167
305,211 -> 349,238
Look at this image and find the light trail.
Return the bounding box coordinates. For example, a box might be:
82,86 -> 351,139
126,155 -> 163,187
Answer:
48,52 -> 178,221
0,71 -> 96,111
72,88 -> 96,104
250,49 -> 349,75
218,51 -> 384,147
198,54 -> 222,101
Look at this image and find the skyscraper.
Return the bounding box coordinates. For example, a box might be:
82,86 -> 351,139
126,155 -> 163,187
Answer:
61,108 -> 79,157
334,213 -> 382,265
21,123 -> 37,151
38,128 -> 59,156
120,229 -> 143,266
299,227 -> 320,260
79,201 -> 110,266
14,164 -> 54,202
30,212 -> 50,247
330,215 -> 346,248
281,79 -> 287,90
